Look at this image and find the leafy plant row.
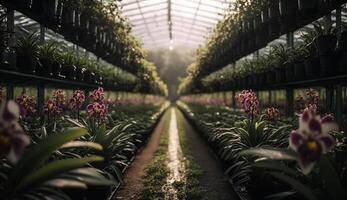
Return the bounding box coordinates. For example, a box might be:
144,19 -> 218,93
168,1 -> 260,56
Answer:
0,86 -> 170,200
0,0 -> 146,74
179,19 -> 347,94
188,0 -> 345,79
177,88 -> 347,200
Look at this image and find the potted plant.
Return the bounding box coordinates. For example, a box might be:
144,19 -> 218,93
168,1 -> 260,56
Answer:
301,29 -> 320,78
37,41 -> 59,76
289,46 -> 307,81
298,0 -> 318,18
61,0 -> 79,39
313,21 -> 337,76
41,0 -> 58,24
15,33 -> 39,74
60,52 -> 77,80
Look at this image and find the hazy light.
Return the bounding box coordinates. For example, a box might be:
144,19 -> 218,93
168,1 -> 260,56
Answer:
169,45 -> 174,51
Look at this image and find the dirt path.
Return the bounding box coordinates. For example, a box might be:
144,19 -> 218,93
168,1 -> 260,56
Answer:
179,110 -> 239,200
115,111 -> 169,200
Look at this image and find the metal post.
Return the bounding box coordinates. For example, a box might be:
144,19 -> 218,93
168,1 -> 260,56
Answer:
6,84 -> 14,100
231,90 -> 236,109
268,90 -> 272,105
336,85 -> 343,125
336,7 -> 342,34
7,9 -> 16,68
286,32 -> 294,47
326,86 -> 334,113
286,88 -> 294,116
40,25 -> 45,42
37,83 -> 45,113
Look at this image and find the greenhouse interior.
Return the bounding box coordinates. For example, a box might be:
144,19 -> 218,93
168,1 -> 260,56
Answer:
1,0 -> 347,200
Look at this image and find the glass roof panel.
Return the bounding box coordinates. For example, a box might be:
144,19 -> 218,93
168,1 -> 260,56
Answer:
120,0 -> 233,50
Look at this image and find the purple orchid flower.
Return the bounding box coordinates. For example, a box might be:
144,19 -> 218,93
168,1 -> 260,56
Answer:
289,109 -> 338,174
0,100 -> 30,163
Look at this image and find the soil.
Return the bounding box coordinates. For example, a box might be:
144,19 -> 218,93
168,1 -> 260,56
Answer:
179,110 -> 240,200
114,111 -> 169,200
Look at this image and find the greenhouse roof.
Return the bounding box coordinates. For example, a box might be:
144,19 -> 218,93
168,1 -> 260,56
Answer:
120,0 -> 233,50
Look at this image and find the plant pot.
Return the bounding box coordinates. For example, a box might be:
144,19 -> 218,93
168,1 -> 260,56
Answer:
316,35 -> 337,55
338,51 -> 347,74
31,0 -> 43,15
304,57 -> 320,78
266,71 -> 275,84
75,67 -> 85,81
293,62 -> 306,80
42,0 -> 58,23
39,58 -> 53,76
298,0 -> 318,17
275,67 -> 285,83
268,0 -> 280,22
61,64 -> 76,80
319,54 -> 334,76
279,0 -> 298,18
285,64 -> 294,82
339,31 -> 347,51
52,61 -> 61,77
16,55 -> 36,74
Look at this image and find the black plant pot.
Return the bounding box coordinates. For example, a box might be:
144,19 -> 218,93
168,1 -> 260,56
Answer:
52,61 -> 61,77
61,64 -> 76,80
269,21 -> 281,39
298,0 -> 318,16
31,0 -> 43,15
61,7 -> 75,38
339,31 -> 347,51
293,62 -> 306,81
279,0 -> 298,18
13,0 -> 31,11
316,35 -> 337,55
268,0 -> 280,22
266,71 -> 275,84
16,55 -> 36,74
75,67 -> 85,81
42,0 -> 58,23
338,51 -> 347,74
304,57 -> 320,78
39,58 -> 53,76
275,67 -> 285,83
285,64 -> 294,82
319,55 -> 334,76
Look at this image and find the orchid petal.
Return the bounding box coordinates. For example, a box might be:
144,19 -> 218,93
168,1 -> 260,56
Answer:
317,134 -> 336,153
289,131 -> 306,151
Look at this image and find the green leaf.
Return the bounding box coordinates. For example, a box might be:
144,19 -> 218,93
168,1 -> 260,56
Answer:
8,128 -> 88,189
252,160 -> 301,177
60,141 -> 103,151
317,156 -> 346,200
240,148 -> 297,160
269,172 -> 317,200
16,156 -> 104,191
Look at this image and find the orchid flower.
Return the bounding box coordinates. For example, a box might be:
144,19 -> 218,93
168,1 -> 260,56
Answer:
289,109 -> 338,174
16,89 -> 37,118
265,107 -> 280,121
87,102 -> 107,121
236,90 -> 259,120
68,90 -> 85,111
90,87 -> 105,103
0,100 -> 30,163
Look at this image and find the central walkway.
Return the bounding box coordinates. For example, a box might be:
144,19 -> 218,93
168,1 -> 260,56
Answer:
116,107 -> 238,200
166,109 -> 185,199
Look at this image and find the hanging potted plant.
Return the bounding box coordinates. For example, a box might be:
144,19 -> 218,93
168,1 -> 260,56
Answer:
313,21 -> 337,76
337,25 -> 347,73
61,0 -> 78,39
279,0 -> 298,31
15,33 -> 39,74
289,45 -> 307,81
298,0 -> 318,18
41,0 -> 58,24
